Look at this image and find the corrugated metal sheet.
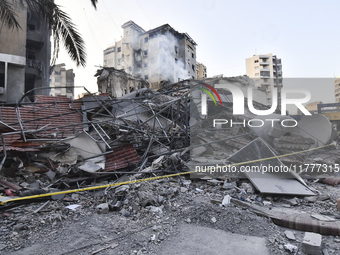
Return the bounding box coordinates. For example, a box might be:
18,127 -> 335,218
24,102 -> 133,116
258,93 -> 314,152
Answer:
104,145 -> 140,171
0,95 -> 83,146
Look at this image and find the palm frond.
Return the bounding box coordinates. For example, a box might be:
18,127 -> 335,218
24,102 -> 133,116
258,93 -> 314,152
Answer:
0,0 -> 21,30
52,6 -> 87,67
91,0 -> 98,9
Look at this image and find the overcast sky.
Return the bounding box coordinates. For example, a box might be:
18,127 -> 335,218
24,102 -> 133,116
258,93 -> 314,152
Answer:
55,0 -> 340,104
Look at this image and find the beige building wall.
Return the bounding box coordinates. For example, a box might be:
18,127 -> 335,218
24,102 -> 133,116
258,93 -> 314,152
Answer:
0,0 -> 27,102
50,64 -> 75,98
0,0 -> 51,103
196,62 -> 207,79
246,53 -> 282,105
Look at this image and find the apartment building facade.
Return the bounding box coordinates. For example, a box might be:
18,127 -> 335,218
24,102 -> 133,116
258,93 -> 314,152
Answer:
50,64 -> 75,98
103,21 -> 197,90
246,54 -> 282,105
0,0 -> 51,103
196,62 -> 207,79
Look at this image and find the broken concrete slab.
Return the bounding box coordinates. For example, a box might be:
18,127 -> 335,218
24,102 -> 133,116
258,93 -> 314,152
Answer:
154,224 -> 269,255
228,138 -> 315,196
301,232 -> 322,255
284,230 -> 296,241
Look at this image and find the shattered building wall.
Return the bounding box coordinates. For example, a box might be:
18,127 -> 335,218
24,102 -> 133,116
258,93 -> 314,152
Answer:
103,21 -> 197,90
0,0 -> 51,103
335,77 -> 340,103
95,67 -> 148,97
50,63 -> 75,98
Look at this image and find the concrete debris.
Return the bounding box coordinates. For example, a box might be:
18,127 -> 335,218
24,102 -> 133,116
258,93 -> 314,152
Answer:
284,230 -> 296,241
0,80 -> 340,254
284,243 -> 298,253
301,232 -> 322,255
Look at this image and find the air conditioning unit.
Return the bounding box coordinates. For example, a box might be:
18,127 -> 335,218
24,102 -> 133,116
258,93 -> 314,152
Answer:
0,87 -> 4,94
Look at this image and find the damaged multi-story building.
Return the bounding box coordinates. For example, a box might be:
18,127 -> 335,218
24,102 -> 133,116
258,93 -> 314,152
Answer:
246,54 -> 283,105
103,21 -> 197,90
95,67 -> 148,98
49,63 -> 75,98
0,0 -> 51,103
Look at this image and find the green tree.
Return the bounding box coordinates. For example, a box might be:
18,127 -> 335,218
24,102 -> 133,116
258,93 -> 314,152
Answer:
0,0 -> 98,67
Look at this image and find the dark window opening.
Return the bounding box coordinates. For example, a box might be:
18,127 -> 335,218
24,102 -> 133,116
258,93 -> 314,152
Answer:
192,64 -> 195,71
0,62 -> 5,88
27,51 -> 35,60
144,37 -> 149,43
192,53 -> 194,58
0,73 -> 4,88
27,24 -> 35,31
175,58 -> 178,63
174,46 -> 178,54
143,50 -> 148,56
144,75 -> 148,80
117,47 -> 121,52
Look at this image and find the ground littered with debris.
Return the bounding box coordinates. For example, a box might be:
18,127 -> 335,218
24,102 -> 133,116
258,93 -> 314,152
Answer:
1,177 -> 340,255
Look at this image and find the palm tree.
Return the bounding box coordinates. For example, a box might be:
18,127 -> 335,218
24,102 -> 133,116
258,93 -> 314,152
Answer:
0,0 -> 98,67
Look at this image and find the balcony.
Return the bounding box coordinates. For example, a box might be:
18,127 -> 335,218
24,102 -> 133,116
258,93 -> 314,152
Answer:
260,62 -> 269,66
259,55 -> 270,59
26,59 -> 43,76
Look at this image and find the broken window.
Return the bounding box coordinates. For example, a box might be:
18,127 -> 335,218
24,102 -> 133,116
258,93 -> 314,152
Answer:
144,37 -> 149,43
117,47 -> 121,52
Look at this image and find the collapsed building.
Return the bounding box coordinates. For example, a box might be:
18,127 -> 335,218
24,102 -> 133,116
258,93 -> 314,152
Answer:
95,67 -> 149,98
0,76 -> 340,254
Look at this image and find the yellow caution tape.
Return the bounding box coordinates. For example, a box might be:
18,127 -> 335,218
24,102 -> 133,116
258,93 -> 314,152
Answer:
0,143 -> 335,205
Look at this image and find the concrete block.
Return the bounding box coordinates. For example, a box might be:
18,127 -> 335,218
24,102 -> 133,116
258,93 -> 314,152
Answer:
96,203 -> 109,214
301,232 -> 322,255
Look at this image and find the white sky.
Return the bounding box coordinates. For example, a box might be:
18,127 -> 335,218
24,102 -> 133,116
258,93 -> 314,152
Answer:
55,0 -> 340,104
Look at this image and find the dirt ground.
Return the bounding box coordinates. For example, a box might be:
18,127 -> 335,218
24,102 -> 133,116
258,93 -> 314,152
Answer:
1,177 -> 340,255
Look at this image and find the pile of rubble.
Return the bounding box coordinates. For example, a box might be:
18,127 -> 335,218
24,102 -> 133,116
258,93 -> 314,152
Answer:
1,77 -> 340,254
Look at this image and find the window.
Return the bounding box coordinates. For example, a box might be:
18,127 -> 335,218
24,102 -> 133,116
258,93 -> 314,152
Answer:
192,64 -> 195,71
175,58 -> 178,63
174,46 -> 178,54
254,60 -> 259,63
192,53 -> 194,58
117,47 -> 121,52
144,75 -> 148,80
144,37 -> 149,43
27,51 -> 35,60
144,63 -> 148,68
143,50 -> 148,56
